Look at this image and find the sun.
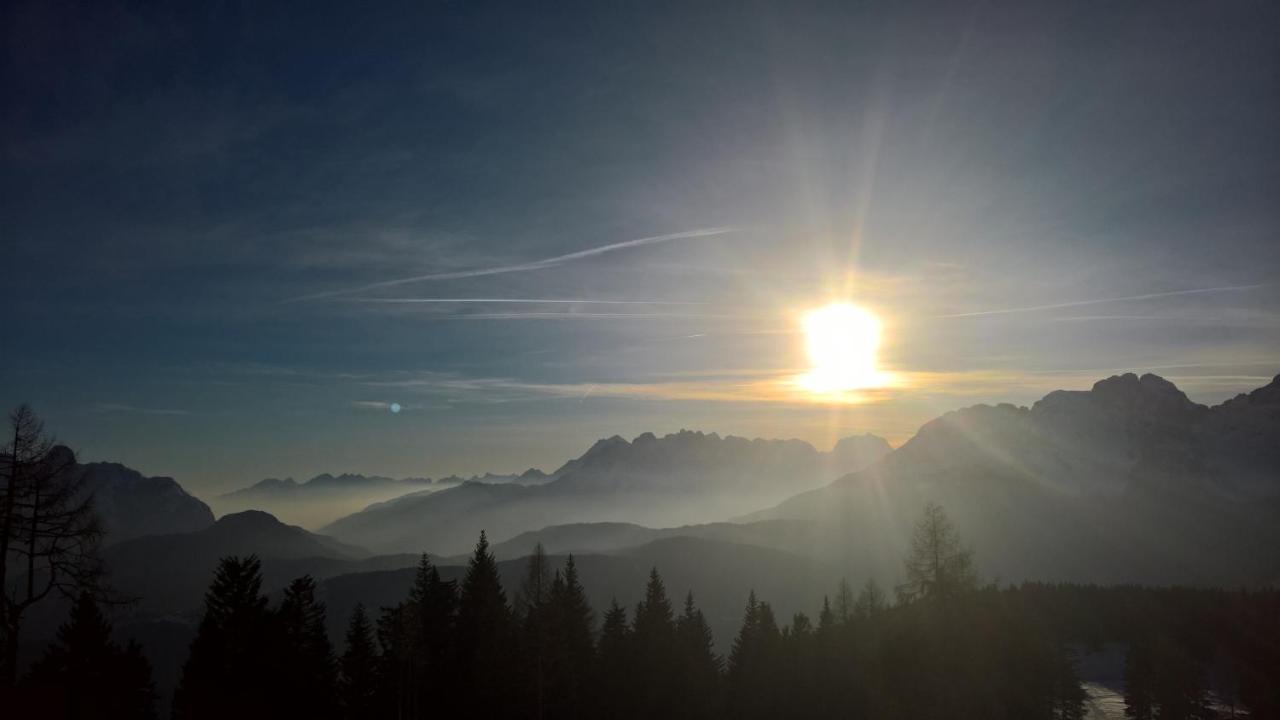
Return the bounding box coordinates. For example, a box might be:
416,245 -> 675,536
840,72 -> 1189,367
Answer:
798,303 -> 889,396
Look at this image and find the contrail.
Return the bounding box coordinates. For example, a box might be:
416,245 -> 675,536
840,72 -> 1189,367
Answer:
286,227 -> 737,302
937,284 -> 1269,319
343,297 -> 701,305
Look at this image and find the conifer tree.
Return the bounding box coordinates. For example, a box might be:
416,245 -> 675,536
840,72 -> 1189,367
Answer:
339,604 -> 379,720
407,553 -> 457,715
375,602 -> 414,718
817,595 -> 835,634
546,556 -> 594,718
853,578 -> 886,619
727,591 -> 782,719
516,543 -> 553,718
276,575 -> 337,719
833,579 -> 855,624
25,592 -> 156,719
173,556 -> 273,720
631,567 -> 678,715
453,530 -> 514,717
674,591 -> 721,719
594,598 -> 632,717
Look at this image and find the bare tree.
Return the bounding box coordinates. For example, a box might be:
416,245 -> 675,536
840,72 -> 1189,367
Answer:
897,501 -> 976,603
0,404 -> 104,684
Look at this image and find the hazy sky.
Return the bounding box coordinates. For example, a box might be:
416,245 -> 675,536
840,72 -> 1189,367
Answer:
3,1 -> 1277,496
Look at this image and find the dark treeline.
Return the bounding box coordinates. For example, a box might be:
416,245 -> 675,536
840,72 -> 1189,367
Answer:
8,497 -> 1280,718
151,502 -> 1278,720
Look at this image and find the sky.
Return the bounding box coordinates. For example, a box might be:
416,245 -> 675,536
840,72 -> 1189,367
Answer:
2,1 -> 1278,496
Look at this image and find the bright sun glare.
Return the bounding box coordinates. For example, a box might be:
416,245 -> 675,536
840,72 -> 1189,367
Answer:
798,303 -> 889,396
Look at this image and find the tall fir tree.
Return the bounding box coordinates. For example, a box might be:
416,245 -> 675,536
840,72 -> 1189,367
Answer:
516,543 -> 553,719
276,575 -> 338,720
172,555 -> 273,720
594,598 -> 633,718
631,567 -> 679,717
453,530 -> 514,718
375,602 -> 415,719
674,591 -> 722,719
853,579 -> 887,619
833,579 -> 855,625
24,592 -> 156,719
545,556 -> 594,719
407,553 -> 457,716
339,604 -> 379,720
728,591 -> 782,719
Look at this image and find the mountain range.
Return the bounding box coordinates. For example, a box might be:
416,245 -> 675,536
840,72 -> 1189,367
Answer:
745,372 -> 1280,585
213,469 -> 551,527
21,371 -> 1278,708
57,450 -> 215,545
321,430 -> 893,555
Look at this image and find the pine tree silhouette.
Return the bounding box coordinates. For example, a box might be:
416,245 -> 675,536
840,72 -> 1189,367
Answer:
339,604 -> 378,720
545,555 -> 594,719
728,591 -> 782,719
276,575 -> 337,719
172,555 -> 273,720
25,592 -> 156,719
594,598 -> 632,717
674,591 -> 721,718
631,567 -> 678,717
407,553 -> 457,716
453,531 -> 514,718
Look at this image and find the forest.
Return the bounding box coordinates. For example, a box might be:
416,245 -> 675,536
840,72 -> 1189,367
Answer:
10,501 -> 1279,719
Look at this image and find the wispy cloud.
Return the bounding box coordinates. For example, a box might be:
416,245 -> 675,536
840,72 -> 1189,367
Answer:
343,297 -> 702,305
431,312 -> 739,321
286,227 -> 738,302
937,284 -> 1269,319
90,403 -> 191,416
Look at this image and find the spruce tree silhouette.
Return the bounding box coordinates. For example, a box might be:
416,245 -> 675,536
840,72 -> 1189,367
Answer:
453,531 -> 513,718
407,553 -> 457,717
674,591 -> 721,719
25,592 -> 156,719
593,598 -> 632,717
339,604 -> 378,720
727,591 -> 782,719
631,567 -> 678,717
853,579 -> 886,619
172,555 -> 272,720
515,543 -> 552,719
545,555 -> 594,719
276,575 -> 337,719
374,600 -> 414,718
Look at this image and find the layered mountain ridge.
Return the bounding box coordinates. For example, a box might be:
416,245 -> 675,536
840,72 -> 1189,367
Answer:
322,429 -> 893,554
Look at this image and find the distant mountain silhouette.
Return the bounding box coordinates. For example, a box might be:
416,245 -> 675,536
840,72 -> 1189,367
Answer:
213,469 -> 550,527
56,448 -> 215,544
476,519 -> 816,562
749,373 -> 1280,586
100,511 -> 417,617
321,430 -> 892,554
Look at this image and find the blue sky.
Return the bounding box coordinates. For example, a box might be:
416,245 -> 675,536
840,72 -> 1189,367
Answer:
3,1 -> 1277,495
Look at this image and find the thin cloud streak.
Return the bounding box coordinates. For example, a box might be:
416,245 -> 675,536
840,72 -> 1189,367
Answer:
286,227 -> 738,302
432,311 -> 742,321
343,298 -> 702,305
937,284 -> 1270,319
